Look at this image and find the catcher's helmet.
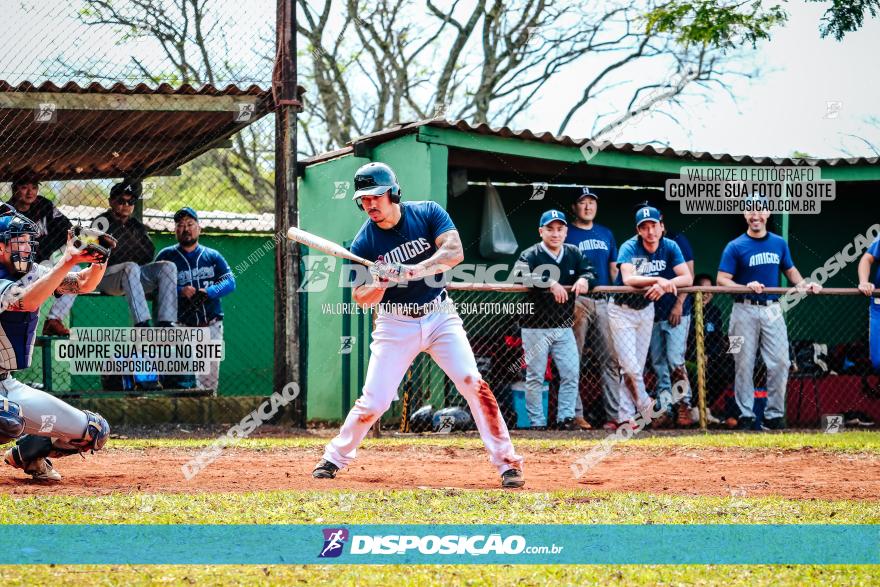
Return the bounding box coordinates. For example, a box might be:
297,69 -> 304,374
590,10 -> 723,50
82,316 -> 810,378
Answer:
408,404 -> 435,433
432,406 -> 475,433
352,162 -> 401,209
0,212 -> 39,274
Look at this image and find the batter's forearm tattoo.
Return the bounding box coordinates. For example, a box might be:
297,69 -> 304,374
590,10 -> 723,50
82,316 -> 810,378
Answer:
55,275 -> 81,295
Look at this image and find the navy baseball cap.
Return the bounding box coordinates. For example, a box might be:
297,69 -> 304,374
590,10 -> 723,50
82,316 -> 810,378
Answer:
574,186 -> 598,201
635,206 -> 662,226
174,207 -> 199,223
539,209 -> 567,227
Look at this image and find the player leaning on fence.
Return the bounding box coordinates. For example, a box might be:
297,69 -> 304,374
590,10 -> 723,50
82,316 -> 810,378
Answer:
716,203 -> 821,431
565,186 -> 620,430
609,205 -> 692,428
515,209 -> 595,431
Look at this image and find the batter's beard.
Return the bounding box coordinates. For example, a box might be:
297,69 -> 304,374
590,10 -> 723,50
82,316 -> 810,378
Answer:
179,236 -> 197,247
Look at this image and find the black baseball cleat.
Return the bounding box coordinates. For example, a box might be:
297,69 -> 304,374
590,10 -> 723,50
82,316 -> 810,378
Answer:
312,459 -> 339,479
736,417 -> 756,431
501,468 -> 525,489
553,417 -> 578,431
761,417 -> 785,430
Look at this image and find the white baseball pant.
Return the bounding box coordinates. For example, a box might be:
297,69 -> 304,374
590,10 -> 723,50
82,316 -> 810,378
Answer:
608,300 -> 654,422
322,301 -> 523,474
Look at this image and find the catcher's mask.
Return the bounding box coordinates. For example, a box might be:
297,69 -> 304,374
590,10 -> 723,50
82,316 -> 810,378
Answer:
0,212 -> 38,275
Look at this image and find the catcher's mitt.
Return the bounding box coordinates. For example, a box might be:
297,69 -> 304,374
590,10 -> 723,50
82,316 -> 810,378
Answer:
71,225 -> 117,264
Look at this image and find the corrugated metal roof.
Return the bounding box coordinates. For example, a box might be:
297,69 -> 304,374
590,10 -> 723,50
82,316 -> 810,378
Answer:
0,80 -> 302,181
300,118 -> 880,168
0,80 -> 276,96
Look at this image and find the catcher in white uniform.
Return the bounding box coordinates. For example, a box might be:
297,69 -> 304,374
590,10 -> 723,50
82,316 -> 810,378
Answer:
312,162 -> 525,488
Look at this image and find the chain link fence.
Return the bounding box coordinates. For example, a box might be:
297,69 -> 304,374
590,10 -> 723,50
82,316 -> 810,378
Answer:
0,1 -> 282,420
359,286 -> 879,433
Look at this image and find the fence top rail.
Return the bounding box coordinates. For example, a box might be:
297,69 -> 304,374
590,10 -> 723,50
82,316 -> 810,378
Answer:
445,283 -> 879,296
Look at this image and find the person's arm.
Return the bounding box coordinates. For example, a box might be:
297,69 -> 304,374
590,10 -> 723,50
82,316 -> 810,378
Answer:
859,253 -> 875,296
784,266 -> 822,293
405,230 -> 464,279
133,222 -> 155,265
572,249 -> 595,296
6,240 -> 105,312
205,255 -> 236,299
642,262 -> 692,301
608,233 -> 619,282
669,259 -> 695,326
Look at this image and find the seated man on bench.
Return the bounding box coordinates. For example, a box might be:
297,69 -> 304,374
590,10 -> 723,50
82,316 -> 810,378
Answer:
49,181 -> 177,327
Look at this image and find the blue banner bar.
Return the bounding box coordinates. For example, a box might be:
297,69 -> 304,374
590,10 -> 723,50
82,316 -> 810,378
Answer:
1,525 -> 876,564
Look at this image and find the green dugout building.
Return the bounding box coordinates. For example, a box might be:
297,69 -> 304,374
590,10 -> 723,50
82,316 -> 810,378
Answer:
298,119 -> 880,422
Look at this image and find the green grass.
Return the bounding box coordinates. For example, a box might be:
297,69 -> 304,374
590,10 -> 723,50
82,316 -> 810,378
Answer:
107,429 -> 880,453
1,489 -> 877,525
0,564 -> 877,586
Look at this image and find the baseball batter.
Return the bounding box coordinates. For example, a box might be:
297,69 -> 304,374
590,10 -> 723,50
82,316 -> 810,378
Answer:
0,212 -> 111,481
312,162 -> 525,488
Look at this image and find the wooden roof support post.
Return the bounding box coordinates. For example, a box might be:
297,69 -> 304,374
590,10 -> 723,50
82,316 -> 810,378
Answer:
274,0 -> 304,427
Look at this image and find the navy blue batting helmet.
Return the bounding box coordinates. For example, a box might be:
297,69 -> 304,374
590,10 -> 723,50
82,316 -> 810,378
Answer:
352,162 -> 401,209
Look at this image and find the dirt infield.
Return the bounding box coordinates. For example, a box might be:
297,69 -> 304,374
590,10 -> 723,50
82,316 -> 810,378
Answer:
0,445 -> 877,500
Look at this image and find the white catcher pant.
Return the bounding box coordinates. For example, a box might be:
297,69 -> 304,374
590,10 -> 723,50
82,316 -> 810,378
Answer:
0,376 -> 89,451
322,301 -> 523,475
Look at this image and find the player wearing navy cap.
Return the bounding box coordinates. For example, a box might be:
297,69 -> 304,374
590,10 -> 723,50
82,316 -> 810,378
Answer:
609,206 -> 692,426
717,206 -> 820,430
156,207 -> 236,392
565,187 -> 620,429
515,209 -> 594,430
313,162 -> 524,488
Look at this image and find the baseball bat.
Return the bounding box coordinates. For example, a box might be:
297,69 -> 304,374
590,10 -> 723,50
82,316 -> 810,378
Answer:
286,227 -> 374,267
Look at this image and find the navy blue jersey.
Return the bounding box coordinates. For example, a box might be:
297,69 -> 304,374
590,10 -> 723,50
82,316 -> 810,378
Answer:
350,201 -> 455,305
156,244 -> 235,325
718,232 -> 794,302
0,264 -> 47,372
654,232 -> 694,321
565,223 -> 617,286
615,236 -> 686,284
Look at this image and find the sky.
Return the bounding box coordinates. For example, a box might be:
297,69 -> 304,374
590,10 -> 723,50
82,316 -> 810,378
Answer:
525,2 -> 880,158
1,1 -> 877,159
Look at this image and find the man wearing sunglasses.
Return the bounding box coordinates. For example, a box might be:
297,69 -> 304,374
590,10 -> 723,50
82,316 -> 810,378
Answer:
52,181 -> 177,327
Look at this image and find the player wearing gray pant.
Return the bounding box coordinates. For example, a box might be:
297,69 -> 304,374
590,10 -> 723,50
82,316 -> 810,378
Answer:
565,187 -> 620,429
717,208 -> 821,430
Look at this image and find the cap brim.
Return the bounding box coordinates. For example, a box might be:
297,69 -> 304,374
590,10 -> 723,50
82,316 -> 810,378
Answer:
541,219 -> 567,227
576,193 -> 598,200
636,218 -> 659,226
353,186 -> 392,198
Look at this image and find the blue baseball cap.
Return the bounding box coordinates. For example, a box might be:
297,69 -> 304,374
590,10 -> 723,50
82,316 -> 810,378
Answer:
539,209 -> 567,227
635,206 -> 662,226
574,186 -> 598,201
174,207 -> 199,223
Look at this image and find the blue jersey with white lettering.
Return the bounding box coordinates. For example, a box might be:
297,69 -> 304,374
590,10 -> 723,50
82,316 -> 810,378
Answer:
0,264 -> 47,372
350,201 -> 456,305
718,232 -> 794,302
615,236 -> 685,284
867,237 -> 880,287
156,244 -> 235,325
654,232 -> 694,321
565,223 -> 617,286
